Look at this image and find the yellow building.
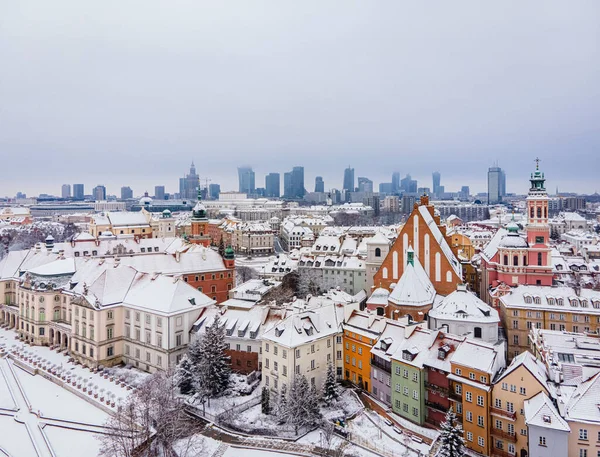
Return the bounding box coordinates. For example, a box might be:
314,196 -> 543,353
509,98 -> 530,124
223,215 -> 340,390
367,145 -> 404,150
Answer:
89,211 -> 153,238
342,310 -> 386,391
490,352 -> 549,457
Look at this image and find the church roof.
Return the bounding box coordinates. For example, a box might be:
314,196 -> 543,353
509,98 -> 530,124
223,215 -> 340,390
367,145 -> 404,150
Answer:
429,284 -> 499,324
418,206 -> 462,278
388,251 -> 436,307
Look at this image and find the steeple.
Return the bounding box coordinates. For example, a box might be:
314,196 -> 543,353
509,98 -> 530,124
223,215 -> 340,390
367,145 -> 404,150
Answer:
529,157 -> 546,192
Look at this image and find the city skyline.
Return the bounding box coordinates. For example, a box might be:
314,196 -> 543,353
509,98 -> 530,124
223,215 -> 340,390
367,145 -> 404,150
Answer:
1,2 -> 599,197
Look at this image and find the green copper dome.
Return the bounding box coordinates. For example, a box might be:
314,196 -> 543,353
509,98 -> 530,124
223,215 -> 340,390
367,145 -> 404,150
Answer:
224,245 -> 235,259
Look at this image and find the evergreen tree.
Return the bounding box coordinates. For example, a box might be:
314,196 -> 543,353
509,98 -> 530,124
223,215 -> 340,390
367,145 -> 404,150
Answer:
195,313 -> 231,397
277,382 -> 288,422
175,355 -> 194,395
284,375 -> 322,433
261,386 -> 271,415
322,363 -> 339,406
438,408 -> 465,457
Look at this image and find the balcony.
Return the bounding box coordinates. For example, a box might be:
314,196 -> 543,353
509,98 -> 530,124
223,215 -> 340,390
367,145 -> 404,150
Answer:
425,400 -> 447,413
371,356 -> 391,372
449,391 -> 462,402
491,448 -> 516,457
490,407 -> 516,420
491,428 -> 517,443
424,381 -> 449,395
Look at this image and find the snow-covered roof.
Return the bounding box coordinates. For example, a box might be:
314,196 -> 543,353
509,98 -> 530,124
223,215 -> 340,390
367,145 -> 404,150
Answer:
104,211 -> 150,227
564,372 -> 600,424
481,228 -> 507,261
391,327 -> 439,369
344,311 -> 387,339
388,252 -> 436,307
418,205 -> 462,278
451,339 -> 501,374
498,232 -> 528,249
429,284 -> 499,325
370,321 -> 409,362
367,287 -> 390,306
118,245 -> 227,274
495,351 -> 549,391
500,285 -> 600,312
366,231 -> 391,246
27,258 -> 77,277
524,391 -> 569,432
230,279 -> 282,301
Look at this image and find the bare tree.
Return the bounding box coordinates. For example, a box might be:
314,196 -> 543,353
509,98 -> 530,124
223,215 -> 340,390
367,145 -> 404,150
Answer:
297,268 -> 323,298
98,368 -> 204,457
236,265 -> 258,285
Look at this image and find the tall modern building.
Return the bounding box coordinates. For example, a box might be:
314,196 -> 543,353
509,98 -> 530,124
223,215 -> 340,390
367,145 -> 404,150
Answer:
391,172 -> 400,193
357,177 -> 373,193
238,167 -> 256,194
291,166 -> 305,199
121,186 -> 133,200
208,183 -> 221,200
265,173 -> 280,198
179,162 -> 200,200
400,174 -> 418,193
488,166 -> 506,204
432,172 -> 441,197
283,172 -> 292,198
154,185 -> 165,200
315,176 -> 325,193
343,166 -> 355,192
93,185 -> 107,201
73,184 -> 84,200
61,184 -> 71,199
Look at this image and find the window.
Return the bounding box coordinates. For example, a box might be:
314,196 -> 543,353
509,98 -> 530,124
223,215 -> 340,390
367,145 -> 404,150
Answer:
465,392 -> 472,402
520,387 -> 526,395
412,372 -> 418,382
480,376 -> 487,384
477,395 -> 484,406
107,346 -> 114,357
466,432 -> 473,442
466,411 -> 473,422
478,437 -> 485,447
412,390 -> 418,400
176,333 -> 182,346
395,383 -> 401,393
107,327 -> 113,339
495,399 -> 502,408
477,416 -> 484,427
403,386 -> 409,396
507,402 -> 514,413
455,384 -> 462,394
469,372 -> 475,380
539,436 -> 546,446
145,314 -> 150,325
107,311 -> 114,320
580,450 -> 587,457
501,382 -> 508,390
579,429 -> 588,440
412,407 -> 418,417
455,368 -> 462,376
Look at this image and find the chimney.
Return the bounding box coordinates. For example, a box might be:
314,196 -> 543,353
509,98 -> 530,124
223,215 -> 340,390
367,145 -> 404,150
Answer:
114,257 -> 120,267
175,250 -> 181,262
367,309 -> 376,328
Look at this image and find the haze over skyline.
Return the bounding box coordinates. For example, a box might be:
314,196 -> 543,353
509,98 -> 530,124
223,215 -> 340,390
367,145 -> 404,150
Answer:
1,1 -> 599,197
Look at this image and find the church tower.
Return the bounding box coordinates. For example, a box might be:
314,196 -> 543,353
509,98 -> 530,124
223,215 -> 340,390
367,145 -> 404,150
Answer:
190,188 -> 211,247
525,158 -> 552,286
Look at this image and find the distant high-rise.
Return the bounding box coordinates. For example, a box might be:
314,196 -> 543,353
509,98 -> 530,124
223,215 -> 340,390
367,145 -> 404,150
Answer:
154,185 -> 165,200
61,184 -> 71,199
291,166 -> 305,198
391,172 -> 400,193
315,176 -> 325,193
265,173 -> 280,198
357,177 -> 373,193
93,185 -> 107,201
400,174 -> 417,193
460,186 -> 470,200
432,172 -> 441,197
488,166 -> 506,204
284,172 -> 292,198
209,183 -> 221,200
121,186 -> 133,200
343,166 -> 355,192
73,184 -> 84,200
179,162 -> 200,200
238,167 -> 256,194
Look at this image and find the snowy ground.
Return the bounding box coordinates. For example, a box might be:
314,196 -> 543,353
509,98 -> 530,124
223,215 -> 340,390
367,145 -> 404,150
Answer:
223,448 -> 302,457
173,435 -> 221,457
190,372 -> 261,416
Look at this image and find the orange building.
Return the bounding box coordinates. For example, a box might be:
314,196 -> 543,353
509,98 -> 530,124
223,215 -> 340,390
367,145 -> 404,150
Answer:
447,340 -> 504,456
342,311 -> 386,391
189,190 -> 212,247
372,195 -> 463,297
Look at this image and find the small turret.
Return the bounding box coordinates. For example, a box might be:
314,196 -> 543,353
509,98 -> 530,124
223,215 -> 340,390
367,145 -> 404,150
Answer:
45,235 -> 55,251
223,245 -> 235,269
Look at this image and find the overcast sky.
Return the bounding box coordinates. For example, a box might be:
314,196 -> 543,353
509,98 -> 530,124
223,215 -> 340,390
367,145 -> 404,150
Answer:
1,1 -> 599,198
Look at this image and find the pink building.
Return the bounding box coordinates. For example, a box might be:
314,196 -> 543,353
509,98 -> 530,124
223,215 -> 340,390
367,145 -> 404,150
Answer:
481,160 -> 553,305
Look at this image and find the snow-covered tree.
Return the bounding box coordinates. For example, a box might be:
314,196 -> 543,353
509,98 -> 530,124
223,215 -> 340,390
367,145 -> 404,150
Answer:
175,355 -> 194,394
194,313 -> 231,398
322,363 -> 339,406
282,375 -> 322,433
261,386 -> 271,415
218,236 -> 225,257
438,408 -> 465,457
277,382 -> 288,421
296,268 -> 322,297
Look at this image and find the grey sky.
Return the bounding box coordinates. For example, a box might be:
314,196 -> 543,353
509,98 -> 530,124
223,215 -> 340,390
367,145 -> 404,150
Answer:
1,1 -> 599,197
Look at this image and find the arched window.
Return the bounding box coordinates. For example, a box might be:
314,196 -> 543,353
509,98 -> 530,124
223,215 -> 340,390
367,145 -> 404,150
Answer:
474,327 -> 482,338
523,256 -> 527,266
525,296 -> 532,304
375,248 -> 381,257
534,297 -> 541,305
513,256 -> 519,266
39,308 -> 46,322
537,207 -> 542,218
530,207 -> 534,218
53,308 -> 60,320
544,208 -> 547,218
504,255 -> 509,265
538,252 -> 543,266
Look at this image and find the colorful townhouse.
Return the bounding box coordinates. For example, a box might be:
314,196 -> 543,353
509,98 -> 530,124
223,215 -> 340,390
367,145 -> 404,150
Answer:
490,352 -> 551,457
342,310 -> 386,391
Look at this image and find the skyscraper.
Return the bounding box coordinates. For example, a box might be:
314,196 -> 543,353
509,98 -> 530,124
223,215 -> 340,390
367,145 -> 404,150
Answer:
432,172 -> 441,197
93,185 -> 107,201
391,171 -> 400,193
121,186 -> 133,199
73,184 -> 84,200
265,173 -> 280,198
238,167 -> 256,194
61,184 -> 71,199
343,166 -> 355,192
488,166 -> 506,204
179,162 -> 200,200
154,185 -> 165,200
283,172 -> 292,198
209,183 -> 221,200
400,174 -> 418,193
357,177 -> 373,193
315,176 -> 324,193
291,166 -> 305,198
